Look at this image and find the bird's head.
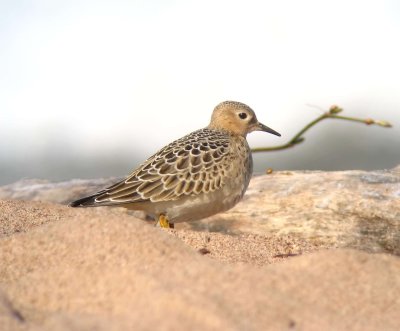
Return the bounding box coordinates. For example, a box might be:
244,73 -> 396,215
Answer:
208,101 -> 281,138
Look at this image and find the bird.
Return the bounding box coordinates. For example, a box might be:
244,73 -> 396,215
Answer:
69,101 -> 281,228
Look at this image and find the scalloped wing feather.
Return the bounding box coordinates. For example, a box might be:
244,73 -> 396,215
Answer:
92,128 -> 236,205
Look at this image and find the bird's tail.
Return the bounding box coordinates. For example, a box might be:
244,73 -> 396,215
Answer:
69,193 -> 102,207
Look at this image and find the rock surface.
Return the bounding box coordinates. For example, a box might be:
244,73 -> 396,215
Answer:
1,199 -> 400,331
2,166 -> 399,254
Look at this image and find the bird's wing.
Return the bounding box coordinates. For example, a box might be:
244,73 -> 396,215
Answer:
70,128 -> 235,207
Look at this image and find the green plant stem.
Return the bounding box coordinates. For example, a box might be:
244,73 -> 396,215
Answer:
252,110 -> 392,153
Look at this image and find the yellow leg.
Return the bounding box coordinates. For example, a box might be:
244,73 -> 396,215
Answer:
158,214 -> 174,228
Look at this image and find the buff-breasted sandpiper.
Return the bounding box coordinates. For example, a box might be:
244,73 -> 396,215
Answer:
69,101 -> 281,228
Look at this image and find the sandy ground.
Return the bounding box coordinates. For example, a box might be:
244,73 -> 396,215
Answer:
1,199 -> 400,331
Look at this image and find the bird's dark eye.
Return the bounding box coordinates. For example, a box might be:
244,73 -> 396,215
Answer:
238,112 -> 247,120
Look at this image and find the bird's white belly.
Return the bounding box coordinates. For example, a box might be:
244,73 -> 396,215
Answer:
150,175 -> 249,223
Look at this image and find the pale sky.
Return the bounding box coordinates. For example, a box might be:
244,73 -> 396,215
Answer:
1,0 -> 399,183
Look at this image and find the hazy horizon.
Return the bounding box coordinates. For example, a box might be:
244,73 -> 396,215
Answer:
1,0 -> 399,185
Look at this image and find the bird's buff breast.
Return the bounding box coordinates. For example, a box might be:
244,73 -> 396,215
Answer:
145,139 -> 252,223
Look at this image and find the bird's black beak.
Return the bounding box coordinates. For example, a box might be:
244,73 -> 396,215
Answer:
257,122 -> 281,137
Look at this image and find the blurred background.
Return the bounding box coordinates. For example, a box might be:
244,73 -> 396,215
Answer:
1,0 -> 399,185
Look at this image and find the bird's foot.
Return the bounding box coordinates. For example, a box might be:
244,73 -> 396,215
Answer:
157,214 -> 174,228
